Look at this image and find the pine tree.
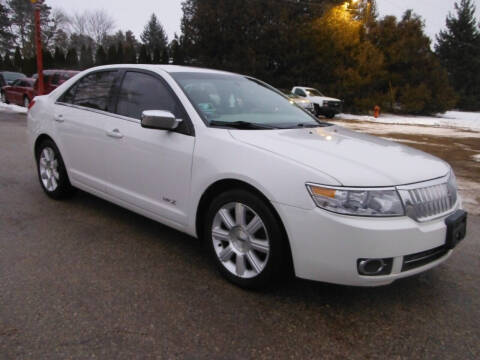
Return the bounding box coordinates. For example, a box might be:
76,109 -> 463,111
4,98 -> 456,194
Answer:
79,45 -> 93,69
152,47 -> 161,63
43,49 -> 54,69
0,3 -> 15,54
53,47 -> 66,68
3,53 -> 14,70
95,46 -> 107,66
161,49 -> 169,64
170,36 -> 185,65
65,48 -> 79,68
107,44 -> 117,64
140,14 -> 168,56
13,47 -> 23,72
436,0 -> 480,110
116,41 -> 124,63
138,45 -> 150,64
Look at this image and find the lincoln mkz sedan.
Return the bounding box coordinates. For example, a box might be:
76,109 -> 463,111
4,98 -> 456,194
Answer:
27,65 -> 467,289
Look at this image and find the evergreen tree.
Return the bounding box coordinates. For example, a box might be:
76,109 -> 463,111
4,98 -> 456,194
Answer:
79,45 -> 94,69
170,36 -> 185,65
107,44 -> 117,64
65,48 -> 79,68
0,3 -> 15,54
138,45 -> 150,64
95,46 -> 107,66
3,53 -> 14,70
141,14 -> 168,56
53,47 -> 66,68
43,49 -> 54,69
13,47 -> 23,72
436,0 -> 480,110
124,30 -> 138,63
152,47 -> 161,63
116,41 -> 125,63
0,54 -> 3,70
161,49 -> 169,64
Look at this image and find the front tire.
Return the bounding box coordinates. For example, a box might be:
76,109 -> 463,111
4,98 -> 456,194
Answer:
23,96 -> 30,108
36,139 -> 74,199
204,189 -> 287,289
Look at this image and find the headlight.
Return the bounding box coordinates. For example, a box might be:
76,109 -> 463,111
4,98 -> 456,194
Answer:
447,170 -> 458,205
306,184 -> 405,217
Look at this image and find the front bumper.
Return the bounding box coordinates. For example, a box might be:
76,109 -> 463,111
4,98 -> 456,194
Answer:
274,202 -> 462,286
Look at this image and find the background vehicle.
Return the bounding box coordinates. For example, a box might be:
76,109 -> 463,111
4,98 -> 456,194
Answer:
288,94 -> 315,113
27,65 -> 465,290
292,86 -> 342,118
1,77 -> 35,107
0,71 -> 26,87
33,70 -> 80,95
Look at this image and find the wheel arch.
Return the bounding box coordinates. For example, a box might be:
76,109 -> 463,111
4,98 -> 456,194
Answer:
195,178 -> 294,275
34,134 -> 56,159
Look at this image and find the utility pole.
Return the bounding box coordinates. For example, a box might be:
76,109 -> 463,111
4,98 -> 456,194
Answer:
31,0 -> 45,95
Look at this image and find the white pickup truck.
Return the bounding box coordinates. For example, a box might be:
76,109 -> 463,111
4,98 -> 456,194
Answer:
291,86 -> 343,118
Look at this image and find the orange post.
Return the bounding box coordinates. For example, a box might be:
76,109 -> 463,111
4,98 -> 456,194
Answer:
32,0 -> 44,95
374,105 -> 380,118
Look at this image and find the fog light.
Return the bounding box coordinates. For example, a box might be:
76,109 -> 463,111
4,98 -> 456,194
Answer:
357,258 -> 393,276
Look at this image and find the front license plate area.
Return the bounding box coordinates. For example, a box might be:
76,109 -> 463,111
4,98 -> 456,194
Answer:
445,210 -> 467,249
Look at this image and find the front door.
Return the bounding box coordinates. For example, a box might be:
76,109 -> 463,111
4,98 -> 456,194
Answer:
104,71 -> 195,226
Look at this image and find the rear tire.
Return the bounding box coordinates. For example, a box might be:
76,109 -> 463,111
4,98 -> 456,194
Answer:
204,189 -> 287,289
36,139 -> 74,200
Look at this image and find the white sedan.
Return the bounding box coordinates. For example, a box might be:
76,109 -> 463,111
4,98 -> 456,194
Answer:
27,65 -> 467,289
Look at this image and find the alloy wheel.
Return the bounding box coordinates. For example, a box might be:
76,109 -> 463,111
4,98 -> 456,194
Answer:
39,147 -> 60,192
211,202 -> 270,279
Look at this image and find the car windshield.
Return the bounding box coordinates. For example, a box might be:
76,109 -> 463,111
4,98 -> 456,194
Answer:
4,72 -> 25,82
306,88 -> 324,97
172,72 -> 329,129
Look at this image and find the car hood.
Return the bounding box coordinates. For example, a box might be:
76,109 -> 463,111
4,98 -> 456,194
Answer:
229,125 -> 450,187
308,96 -> 341,103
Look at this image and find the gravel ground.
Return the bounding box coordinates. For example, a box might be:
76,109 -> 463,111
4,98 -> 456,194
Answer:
1,112 -> 479,359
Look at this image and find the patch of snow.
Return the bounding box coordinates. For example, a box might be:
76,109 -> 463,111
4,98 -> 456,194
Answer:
0,102 -> 27,114
380,137 -> 448,147
337,111 -> 480,132
330,121 -> 480,138
457,177 -> 480,215
472,154 -> 480,163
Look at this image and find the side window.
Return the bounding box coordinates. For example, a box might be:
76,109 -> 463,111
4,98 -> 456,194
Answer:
72,71 -> 116,111
116,72 -> 181,120
51,73 -> 60,85
58,83 -> 78,104
295,89 -> 306,97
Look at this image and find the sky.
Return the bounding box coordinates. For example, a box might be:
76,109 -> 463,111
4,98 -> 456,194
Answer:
46,0 -> 480,43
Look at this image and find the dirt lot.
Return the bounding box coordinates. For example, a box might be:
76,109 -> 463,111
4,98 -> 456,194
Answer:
331,119 -> 480,215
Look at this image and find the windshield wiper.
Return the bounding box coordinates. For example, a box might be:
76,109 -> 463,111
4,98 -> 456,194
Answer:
209,120 -> 276,129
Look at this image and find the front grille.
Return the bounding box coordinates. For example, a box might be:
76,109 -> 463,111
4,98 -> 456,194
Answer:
327,101 -> 341,108
398,175 -> 457,222
402,246 -> 449,272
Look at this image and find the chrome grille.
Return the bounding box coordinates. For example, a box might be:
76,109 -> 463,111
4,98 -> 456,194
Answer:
397,174 -> 457,222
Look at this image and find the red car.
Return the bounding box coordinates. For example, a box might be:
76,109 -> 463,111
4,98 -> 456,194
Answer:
33,70 -> 80,94
1,77 -> 36,107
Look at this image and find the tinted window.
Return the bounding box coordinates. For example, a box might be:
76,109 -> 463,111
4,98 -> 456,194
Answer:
51,73 -> 60,85
58,83 -> 78,104
295,89 -> 306,97
72,71 -> 116,111
116,72 -> 180,120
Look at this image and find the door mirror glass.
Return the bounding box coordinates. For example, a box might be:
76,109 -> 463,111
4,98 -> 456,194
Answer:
141,110 -> 182,130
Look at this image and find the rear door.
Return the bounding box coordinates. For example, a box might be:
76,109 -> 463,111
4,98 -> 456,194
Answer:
54,70 -> 118,193
103,70 -> 195,226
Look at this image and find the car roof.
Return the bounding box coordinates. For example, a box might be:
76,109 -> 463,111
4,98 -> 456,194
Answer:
85,64 -> 237,76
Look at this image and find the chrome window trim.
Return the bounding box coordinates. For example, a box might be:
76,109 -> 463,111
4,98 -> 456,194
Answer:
54,102 -> 140,124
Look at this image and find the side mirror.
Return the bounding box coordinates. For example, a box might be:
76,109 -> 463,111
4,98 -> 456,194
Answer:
141,110 -> 182,130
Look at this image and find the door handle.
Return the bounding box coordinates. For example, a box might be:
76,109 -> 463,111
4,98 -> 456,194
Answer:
106,129 -> 124,139
54,114 -> 64,123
